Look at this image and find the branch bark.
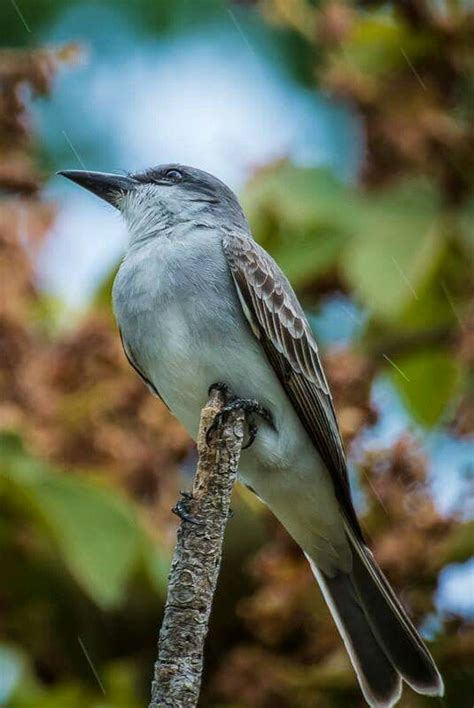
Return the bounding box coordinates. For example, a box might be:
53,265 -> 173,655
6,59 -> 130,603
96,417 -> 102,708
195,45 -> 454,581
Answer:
149,389 -> 245,708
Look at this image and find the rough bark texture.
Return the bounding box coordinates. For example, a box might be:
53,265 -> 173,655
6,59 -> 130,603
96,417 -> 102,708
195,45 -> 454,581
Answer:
149,390 -> 245,708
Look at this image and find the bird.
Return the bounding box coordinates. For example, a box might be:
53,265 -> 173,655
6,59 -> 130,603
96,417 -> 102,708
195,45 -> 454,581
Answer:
58,164 -> 444,707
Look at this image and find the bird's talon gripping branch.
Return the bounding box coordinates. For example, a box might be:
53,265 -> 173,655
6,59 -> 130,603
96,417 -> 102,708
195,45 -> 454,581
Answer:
205,410 -> 226,447
208,381 -> 233,401
242,420 -> 258,450
172,491 -> 204,526
206,396 -> 273,449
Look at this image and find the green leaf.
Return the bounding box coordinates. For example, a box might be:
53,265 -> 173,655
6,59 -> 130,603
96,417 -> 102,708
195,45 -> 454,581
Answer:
458,197 -> 474,255
0,434 -> 159,608
243,164 -> 358,287
31,476 -> 140,608
441,521 -> 474,565
244,164 -> 354,230
398,273 -> 452,331
388,350 -> 463,427
343,179 -> 442,321
265,225 -> 348,287
341,16 -> 433,77
93,262 -> 120,311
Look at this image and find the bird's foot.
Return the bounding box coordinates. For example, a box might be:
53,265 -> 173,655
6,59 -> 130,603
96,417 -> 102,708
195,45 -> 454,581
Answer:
205,393 -> 273,449
172,490 -> 204,526
208,381 -> 233,403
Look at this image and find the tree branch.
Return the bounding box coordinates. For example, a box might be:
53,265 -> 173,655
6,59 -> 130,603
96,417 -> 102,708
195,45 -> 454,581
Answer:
149,389 -> 245,708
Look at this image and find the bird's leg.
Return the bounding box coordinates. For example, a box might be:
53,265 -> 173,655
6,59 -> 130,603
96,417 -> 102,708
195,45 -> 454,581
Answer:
205,394 -> 273,449
172,490 -> 204,526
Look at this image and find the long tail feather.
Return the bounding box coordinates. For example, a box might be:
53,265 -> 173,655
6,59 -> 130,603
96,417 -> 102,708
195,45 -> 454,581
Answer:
306,532 -> 443,707
347,529 -> 444,696
308,557 -> 402,707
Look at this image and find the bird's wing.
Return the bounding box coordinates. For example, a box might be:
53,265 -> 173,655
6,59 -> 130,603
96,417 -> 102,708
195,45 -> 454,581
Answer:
119,329 -> 170,409
223,231 -> 363,539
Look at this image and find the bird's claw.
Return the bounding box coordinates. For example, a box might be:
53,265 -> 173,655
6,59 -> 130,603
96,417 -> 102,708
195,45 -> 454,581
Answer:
208,381 -> 233,401
172,490 -> 204,526
205,410 -> 225,447
205,391 -> 273,450
242,420 -> 258,450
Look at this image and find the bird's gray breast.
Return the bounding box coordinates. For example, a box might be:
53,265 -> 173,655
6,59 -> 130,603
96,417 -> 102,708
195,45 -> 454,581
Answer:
112,229 -> 249,436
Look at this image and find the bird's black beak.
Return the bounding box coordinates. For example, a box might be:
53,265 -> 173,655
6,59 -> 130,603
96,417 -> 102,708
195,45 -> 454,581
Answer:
57,170 -> 137,207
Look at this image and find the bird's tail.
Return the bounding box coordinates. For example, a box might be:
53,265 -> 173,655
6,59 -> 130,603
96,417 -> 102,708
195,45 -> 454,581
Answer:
306,529 -> 444,707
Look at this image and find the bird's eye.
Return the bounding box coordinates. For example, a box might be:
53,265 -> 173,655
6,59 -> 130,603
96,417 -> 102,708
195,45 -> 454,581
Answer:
164,169 -> 183,182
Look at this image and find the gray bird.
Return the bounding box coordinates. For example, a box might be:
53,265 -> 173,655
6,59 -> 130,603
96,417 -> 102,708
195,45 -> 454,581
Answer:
59,164 -> 443,707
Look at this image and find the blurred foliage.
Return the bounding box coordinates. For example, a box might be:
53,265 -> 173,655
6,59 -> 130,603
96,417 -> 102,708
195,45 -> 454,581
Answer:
0,0 -> 226,48
1,433 -> 169,609
0,2 -> 473,708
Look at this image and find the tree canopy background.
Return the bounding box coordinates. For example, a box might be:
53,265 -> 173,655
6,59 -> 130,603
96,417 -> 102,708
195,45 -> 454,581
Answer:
0,1 -> 472,706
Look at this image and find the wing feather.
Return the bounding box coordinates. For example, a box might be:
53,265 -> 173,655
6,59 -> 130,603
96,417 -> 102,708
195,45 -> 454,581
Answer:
119,329 -> 169,409
223,232 -> 363,539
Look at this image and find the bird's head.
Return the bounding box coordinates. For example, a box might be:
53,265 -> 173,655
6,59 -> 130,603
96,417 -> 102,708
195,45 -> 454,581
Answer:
58,164 -> 247,242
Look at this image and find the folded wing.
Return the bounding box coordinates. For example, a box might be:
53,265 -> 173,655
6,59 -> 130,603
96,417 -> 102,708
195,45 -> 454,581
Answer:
222,231 -> 363,540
